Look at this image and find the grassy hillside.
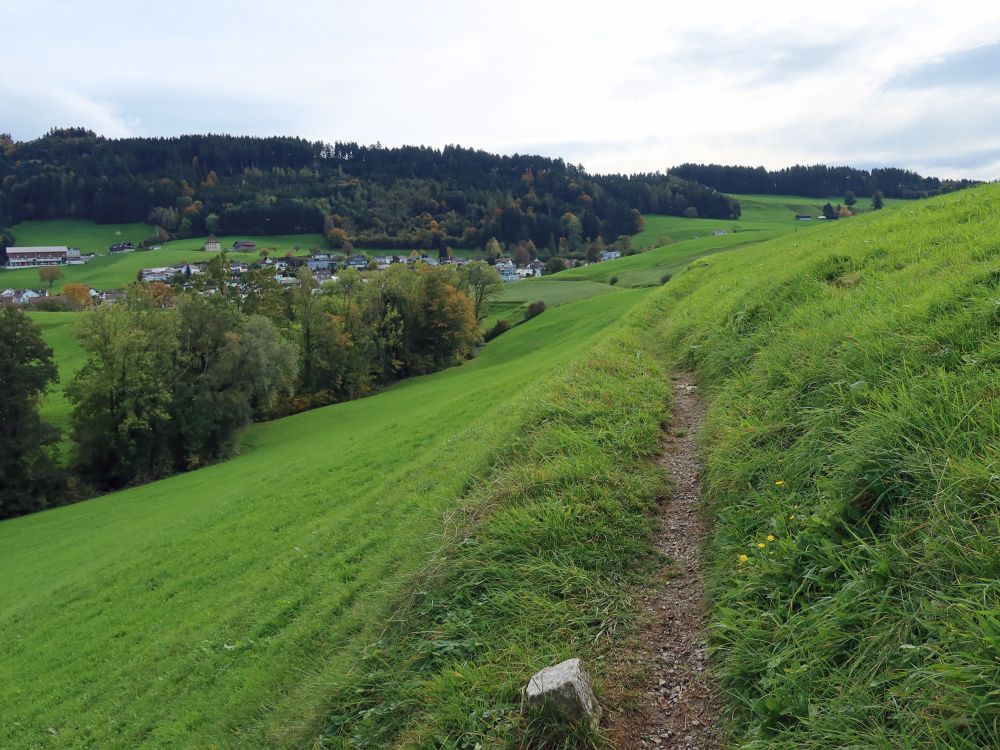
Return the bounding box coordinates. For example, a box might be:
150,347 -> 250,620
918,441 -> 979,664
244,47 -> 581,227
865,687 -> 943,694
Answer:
28,312 -> 85,437
645,184 -> 1000,748
8,219 -> 154,254
0,287 -> 657,748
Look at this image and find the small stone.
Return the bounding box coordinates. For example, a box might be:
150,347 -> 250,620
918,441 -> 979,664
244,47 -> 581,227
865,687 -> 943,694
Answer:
525,658 -> 602,727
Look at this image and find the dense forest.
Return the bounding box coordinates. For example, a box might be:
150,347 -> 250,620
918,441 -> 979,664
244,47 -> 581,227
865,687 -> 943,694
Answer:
0,129 -> 740,254
670,162 -> 979,199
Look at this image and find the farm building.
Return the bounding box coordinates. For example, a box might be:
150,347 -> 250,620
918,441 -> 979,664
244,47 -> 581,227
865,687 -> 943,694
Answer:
232,240 -> 257,252
600,250 -> 622,261
4,246 -> 81,268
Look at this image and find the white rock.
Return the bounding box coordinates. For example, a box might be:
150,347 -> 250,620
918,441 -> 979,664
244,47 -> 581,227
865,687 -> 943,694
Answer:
525,658 -> 602,726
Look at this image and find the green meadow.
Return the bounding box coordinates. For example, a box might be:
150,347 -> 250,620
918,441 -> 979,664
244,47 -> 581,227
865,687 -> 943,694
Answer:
0,288 -> 654,748
7,185 -> 990,749
8,219 -> 154,255
27,312 -> 85,436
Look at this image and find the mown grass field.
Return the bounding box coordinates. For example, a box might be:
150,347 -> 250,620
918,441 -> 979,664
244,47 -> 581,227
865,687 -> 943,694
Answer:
0,287 -> 658,748
645,184 -> 1000,748
27,312 -> 85,438
8,219 -> 154,255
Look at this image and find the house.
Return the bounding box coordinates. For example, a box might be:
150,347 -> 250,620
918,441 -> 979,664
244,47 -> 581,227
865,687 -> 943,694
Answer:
232,240 -> 257,252
528,259 -> 544,277
312,268 -> 334,283
495,259 -> 518,282
599,250 -> 622,262
346,254 -> 369,269
99,290 -> 126,305
109,242 -> 135,253
204,237 -> 222,252
306,254 -> 331,271
228,261 -> 249,275
4,246 -> 72,268
140,267 -> 175,282
711,229 -> 728,236
1,288 -> 48,305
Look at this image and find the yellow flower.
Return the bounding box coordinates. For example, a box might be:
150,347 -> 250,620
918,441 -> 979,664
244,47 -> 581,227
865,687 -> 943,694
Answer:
757,542 -> 766,549
738,554 -> 749,564
767,534 -> 776,542
775,480 -> 785,486
789,514 -> 796,520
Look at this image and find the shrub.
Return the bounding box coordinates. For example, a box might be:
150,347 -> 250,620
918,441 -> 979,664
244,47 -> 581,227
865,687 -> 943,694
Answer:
524,300 -> 546,320
608,276 -> 618,286
659,273 -> 672,285
484,319 -> 511,341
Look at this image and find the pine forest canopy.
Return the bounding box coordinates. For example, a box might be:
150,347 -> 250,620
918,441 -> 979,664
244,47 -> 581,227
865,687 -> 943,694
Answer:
0,129 -> 740,254
670,162 -> 980,200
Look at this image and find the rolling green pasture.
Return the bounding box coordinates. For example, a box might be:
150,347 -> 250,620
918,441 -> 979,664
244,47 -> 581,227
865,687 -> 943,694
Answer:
0,287 -> 650,748
28,312 -> 85,436
647,184 -> 1000,748
9,219 -> 154,255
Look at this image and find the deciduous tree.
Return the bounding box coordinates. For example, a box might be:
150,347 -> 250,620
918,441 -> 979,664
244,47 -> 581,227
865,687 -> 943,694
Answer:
39,266 -> 63,288
458,260 -> 503,321
0,308 -> 60,517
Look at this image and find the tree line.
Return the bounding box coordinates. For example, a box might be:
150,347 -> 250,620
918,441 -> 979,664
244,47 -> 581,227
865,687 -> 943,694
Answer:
0,130 -> 740,261
0,260 -> 488,518
669,163 -> 979,200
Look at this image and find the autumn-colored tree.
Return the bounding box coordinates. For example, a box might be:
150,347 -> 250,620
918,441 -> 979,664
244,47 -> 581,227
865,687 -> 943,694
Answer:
62,283 -> 92,309
148,281 -> 174,308
38,266 -> 63,288
484,237 -> 503,259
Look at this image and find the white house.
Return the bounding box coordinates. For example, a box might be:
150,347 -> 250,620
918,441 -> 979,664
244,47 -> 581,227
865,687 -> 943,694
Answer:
495,259 -> 518,282
204,237 -> 222,252
599,250 -> 621,262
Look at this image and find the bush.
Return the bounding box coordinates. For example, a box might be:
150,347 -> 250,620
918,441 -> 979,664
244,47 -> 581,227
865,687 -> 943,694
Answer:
609,276 -> 618,286
484,319 -> 511,341
659,273 -> 672,285
524,300 -> 546,320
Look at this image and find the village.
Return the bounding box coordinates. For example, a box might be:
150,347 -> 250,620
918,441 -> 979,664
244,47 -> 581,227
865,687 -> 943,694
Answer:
1,237 -> 625,308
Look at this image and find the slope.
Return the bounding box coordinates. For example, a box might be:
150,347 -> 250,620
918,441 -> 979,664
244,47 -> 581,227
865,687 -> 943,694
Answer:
644,184 -> 1000,748
0,288 -> 648,748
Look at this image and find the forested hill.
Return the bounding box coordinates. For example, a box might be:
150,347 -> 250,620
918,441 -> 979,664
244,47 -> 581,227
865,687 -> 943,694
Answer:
0,129 -> 739,252
670,162 -> 979,199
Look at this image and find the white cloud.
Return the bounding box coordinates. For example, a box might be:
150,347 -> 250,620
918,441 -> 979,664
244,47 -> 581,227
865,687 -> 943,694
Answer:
3,0 -> 1000,179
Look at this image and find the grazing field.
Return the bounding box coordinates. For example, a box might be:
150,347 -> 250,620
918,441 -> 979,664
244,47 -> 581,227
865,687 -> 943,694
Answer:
647,184 -> 1000,748
630,193 -> 905,250
27,312 -> 85,437
0,287 -> 654,748
8,219 -> 155,255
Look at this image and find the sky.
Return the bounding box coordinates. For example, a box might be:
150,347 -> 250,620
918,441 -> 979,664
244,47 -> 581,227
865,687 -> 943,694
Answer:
3,0 -> 1000,179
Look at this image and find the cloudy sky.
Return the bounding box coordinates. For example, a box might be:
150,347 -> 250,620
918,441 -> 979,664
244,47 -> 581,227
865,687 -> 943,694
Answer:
4,0 -> 1000,179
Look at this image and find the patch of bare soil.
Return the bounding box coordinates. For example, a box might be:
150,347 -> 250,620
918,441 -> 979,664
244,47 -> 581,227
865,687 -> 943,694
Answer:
607,373 -> 722,750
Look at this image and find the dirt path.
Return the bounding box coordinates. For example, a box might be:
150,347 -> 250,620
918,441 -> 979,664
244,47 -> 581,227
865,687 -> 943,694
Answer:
613,373 -> 722,749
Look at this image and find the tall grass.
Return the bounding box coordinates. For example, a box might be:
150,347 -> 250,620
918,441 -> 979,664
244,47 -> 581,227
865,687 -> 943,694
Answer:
647,185 -> 1000,748
283,301 -> 674,748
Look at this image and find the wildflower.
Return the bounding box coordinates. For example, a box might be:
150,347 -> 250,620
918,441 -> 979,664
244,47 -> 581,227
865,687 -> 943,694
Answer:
738,554 -> 749,564
775,480 -> 785,487
757,542 -> 766,549
789,514 -> 796,520
767,534 -> 776,542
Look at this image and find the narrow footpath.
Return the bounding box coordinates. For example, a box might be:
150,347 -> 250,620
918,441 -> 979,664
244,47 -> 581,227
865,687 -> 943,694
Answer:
614,373 -> 722,749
